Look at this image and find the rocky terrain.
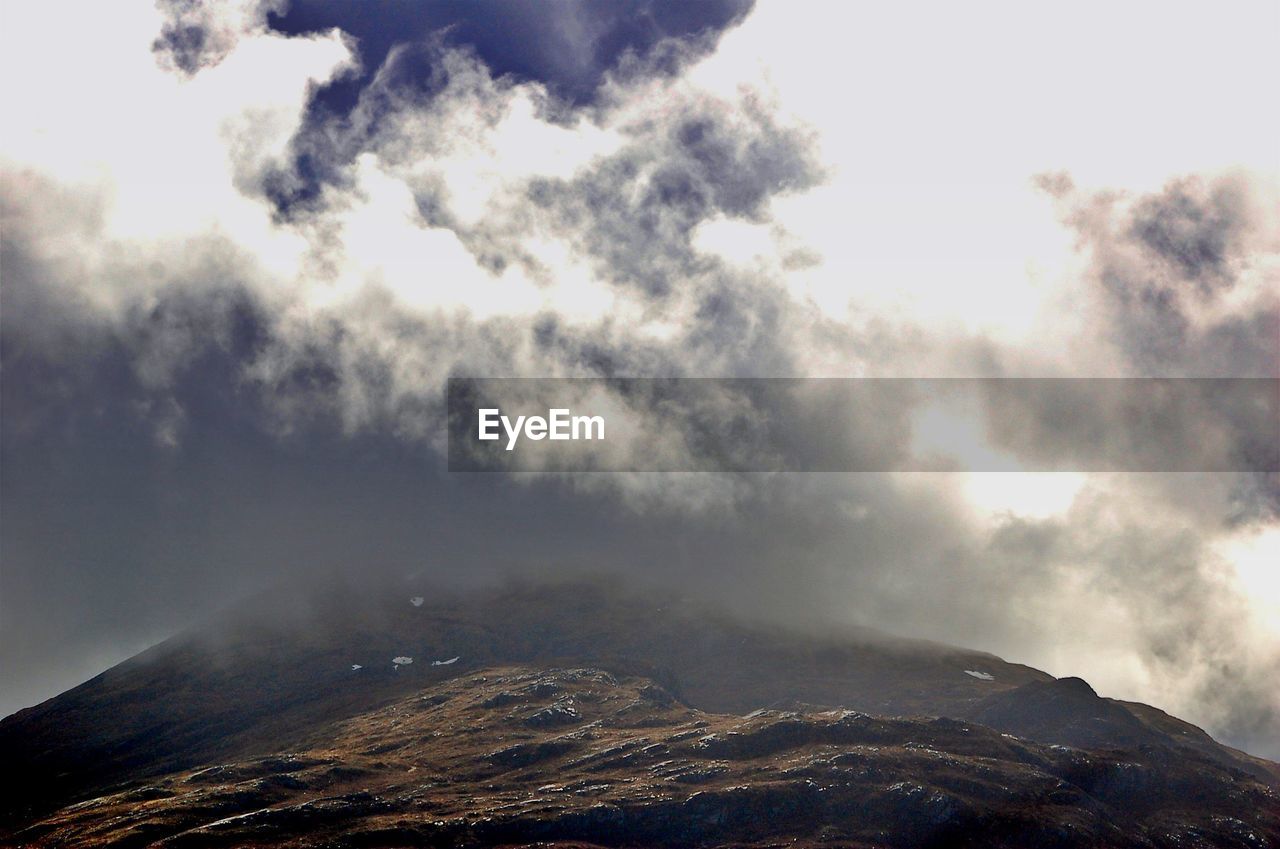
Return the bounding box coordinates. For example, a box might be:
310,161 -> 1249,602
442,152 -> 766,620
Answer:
3,579 -> 1278,847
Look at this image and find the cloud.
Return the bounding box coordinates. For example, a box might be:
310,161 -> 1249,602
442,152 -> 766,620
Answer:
152,0 -> 284,75
2,0 -> 1279,759
1050,174 -> 1280,376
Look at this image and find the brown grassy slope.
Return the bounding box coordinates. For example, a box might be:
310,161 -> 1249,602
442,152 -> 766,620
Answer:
13,666 -> 1279,849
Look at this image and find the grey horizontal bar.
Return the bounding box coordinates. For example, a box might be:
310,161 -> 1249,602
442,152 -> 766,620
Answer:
446,378 -> 1278,473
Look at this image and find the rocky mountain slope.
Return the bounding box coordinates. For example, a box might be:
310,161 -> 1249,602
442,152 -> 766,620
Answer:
3,578 -> 1277,847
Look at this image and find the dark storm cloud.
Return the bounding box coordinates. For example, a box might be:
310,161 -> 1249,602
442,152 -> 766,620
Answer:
267,0 -> 753,110
0,312 -> 929,723
251,0 -> 751,213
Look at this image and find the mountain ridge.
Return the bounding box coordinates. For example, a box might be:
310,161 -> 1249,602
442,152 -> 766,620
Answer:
3,576 -> 1277,847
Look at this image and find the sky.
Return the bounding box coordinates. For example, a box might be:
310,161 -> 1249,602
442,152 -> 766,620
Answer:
2,0 -> 1278,756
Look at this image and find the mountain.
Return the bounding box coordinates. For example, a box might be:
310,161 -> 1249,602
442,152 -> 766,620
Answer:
3,577 -> 1277,848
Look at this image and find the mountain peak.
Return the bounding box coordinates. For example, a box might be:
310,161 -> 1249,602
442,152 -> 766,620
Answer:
3,578 -> 1277,846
